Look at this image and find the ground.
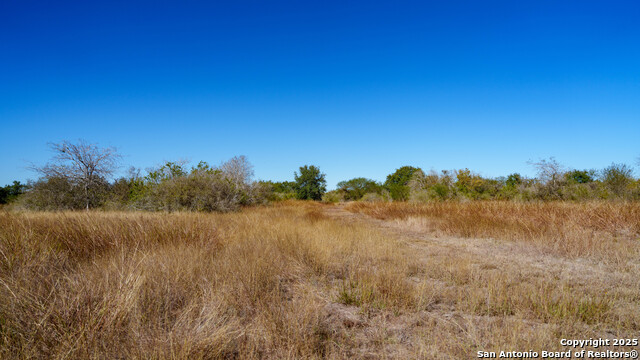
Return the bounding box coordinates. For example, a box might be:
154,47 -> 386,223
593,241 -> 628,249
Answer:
321,203 -> 639,358
1,201 -> 638,359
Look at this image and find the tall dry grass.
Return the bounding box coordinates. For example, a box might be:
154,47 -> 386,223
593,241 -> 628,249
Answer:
346,201 -> 640,261
0,203 -> 418,359
1,201 -> 639,358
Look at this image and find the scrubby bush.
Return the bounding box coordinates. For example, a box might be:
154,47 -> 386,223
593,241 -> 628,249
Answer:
430,183 -> 451,200
455,168 -> 490,199
404,170 -> 455,201
20,176 -> 109,210
258,181 -> 296,201
631,180 -> 640,200
560,182 -> 600,201
128,157 -> 265,211
322,190 -> 344,203
336,177 -> 382,201
136,172 -> 244,212
601,163 -> 634,198
385,159 -> 640,202
361,191 -> 391,202
409,189 -> 431,203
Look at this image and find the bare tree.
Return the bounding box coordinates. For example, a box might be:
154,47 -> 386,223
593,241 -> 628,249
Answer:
32,140 -> 121,210
527,157 -> 565,187
526,157 -> 566,199
220,155 -> 254,186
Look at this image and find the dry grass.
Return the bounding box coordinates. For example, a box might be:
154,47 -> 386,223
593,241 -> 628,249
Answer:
346,201 -> 640,262
1,201 -> 639,359
0,202 -> 417,359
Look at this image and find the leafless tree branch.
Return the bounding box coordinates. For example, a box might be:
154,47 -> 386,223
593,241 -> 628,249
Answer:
32,140 -> 121,209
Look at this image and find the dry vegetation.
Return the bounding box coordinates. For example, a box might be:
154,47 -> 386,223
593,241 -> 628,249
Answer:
1,201 -> 639,358
347,201 -> 640,262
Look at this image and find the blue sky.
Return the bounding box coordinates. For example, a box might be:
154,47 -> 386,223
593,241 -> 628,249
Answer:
1,1 -> 639,188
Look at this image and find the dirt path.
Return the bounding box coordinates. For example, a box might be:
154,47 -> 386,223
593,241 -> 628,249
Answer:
320,203 -> 640,357
322,204 -> 635,296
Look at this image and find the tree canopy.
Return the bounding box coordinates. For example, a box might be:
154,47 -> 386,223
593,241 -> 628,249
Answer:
294,165 -> 327,200
336,177 -> 381,200
384,166 -> 422,200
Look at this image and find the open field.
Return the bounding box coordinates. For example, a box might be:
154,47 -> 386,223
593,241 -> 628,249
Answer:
1,201 -> 639,359
346,201 -> 640,263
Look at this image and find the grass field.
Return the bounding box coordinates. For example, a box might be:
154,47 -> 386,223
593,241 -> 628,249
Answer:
1,201 -> 639,359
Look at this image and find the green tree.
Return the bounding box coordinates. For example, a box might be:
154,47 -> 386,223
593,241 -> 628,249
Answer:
272,181 -> 296,194
384,166 -> 422,201
294,165 -> 327,200
505,173 -> 522,188
455,168 -> 486,198
145,161 -> 187,185
336,177 -> 382,200
498,173 -> 524,200
565,169 -> 595,184
0,181 -> 27,204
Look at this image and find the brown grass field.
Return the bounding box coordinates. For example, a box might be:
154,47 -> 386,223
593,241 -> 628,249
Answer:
1,201 -> 639,359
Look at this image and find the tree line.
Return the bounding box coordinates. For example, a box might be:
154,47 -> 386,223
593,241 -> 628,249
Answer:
324,160 -> 640,203
1,140 -> 639,211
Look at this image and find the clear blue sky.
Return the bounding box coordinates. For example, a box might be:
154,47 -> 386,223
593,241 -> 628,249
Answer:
1,1 -> 639,188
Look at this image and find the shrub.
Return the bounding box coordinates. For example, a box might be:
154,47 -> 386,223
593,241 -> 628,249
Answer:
336,177 -> 382,201
19,176 -> 109,210
384,166 -> 422,201
256,181 -> 296,201
129,158 -> 264,212
136,172 -> 241,212
601,163 -> 634,198
430,183 -> 451,201
322,190 -> 344,203
455,169 -> 487,199
409,189 -> 432,203
361,192 -> 391,202
560,182 -> 599,201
